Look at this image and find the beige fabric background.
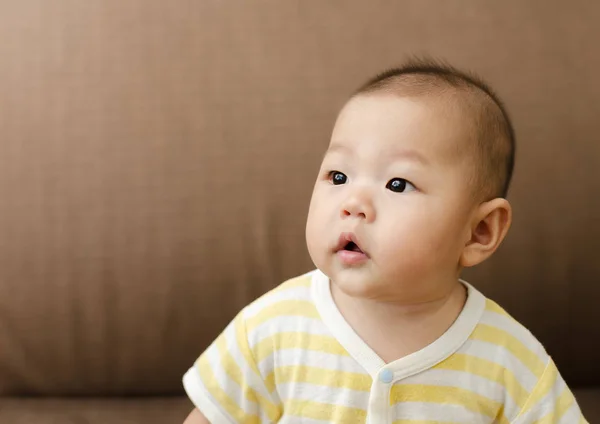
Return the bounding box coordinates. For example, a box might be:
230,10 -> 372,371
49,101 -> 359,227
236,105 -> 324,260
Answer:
0,0 -> 599,402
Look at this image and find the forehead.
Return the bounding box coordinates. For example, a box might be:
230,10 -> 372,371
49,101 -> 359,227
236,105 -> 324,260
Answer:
329,94 -> 472,163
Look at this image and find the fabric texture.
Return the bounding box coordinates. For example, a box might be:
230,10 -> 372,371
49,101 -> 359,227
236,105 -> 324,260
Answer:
183,271 -> 587,423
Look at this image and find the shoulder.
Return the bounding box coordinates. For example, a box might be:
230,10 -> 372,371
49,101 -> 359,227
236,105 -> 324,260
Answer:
240,271 -> 323,343
481,299 -> 548,357
470,297 -> 550,377
242,271 -> 316,320
458,283 -> 550,377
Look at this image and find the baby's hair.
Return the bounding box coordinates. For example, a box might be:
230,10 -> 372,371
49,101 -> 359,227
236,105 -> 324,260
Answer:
354,58 -> 515,200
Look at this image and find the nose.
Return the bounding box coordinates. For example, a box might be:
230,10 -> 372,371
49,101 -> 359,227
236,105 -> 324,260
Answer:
340,188 -> 376,222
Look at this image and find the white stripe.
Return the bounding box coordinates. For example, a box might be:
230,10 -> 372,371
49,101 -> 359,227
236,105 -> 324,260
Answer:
277,382 -> 370,409
393,401 -> 492,423
247,316 -> 332,348
244,285 -> 312,319
457,339 -> 538,392
258,348 -> 368,377
479,309 -> 547,361
401,368 -> 519,419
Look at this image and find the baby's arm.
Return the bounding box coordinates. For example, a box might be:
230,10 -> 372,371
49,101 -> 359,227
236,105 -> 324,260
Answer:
183,408 -> 210,424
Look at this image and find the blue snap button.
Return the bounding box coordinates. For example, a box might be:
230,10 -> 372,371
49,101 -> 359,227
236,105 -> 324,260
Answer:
379,369 -> 394,384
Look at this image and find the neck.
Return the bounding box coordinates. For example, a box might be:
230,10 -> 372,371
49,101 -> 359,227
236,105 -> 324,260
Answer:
331,281 -> 467,363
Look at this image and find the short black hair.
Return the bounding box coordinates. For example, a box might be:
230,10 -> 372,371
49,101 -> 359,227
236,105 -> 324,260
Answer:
355,58 -> 515,200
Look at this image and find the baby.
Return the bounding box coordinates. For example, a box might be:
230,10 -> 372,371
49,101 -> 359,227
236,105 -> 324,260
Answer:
182,59 -> 587,423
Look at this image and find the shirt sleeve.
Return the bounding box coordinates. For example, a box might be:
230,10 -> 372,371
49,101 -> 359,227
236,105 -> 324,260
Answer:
183,310 -> 282,424
512,357 -> 588,424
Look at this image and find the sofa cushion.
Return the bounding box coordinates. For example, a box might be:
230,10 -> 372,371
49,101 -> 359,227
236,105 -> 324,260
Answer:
573,388 -> 600,424
0,397 -> 191,424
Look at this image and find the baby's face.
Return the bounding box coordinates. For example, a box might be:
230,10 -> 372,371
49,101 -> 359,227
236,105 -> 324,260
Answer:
305,94 -> 478,303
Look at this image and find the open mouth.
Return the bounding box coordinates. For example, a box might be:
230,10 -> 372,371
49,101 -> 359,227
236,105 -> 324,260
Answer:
335,233 -> 368,263
343,241 -> 364,253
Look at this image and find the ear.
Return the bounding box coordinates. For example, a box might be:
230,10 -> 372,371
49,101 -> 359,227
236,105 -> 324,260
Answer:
460,198 -> 512,268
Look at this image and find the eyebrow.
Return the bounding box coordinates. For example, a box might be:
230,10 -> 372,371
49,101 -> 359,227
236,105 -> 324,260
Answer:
324,144 -> 351,156
387,149 -> 430,165
325,143 -> 429,165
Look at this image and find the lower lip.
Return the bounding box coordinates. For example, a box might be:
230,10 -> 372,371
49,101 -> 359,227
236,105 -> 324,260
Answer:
336,250 -> 369,265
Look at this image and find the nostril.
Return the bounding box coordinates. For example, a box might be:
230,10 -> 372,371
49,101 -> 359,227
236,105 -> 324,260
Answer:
342,209 -> 367,219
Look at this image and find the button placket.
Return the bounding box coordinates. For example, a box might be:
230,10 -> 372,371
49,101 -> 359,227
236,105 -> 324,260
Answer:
366,368 -> 395,424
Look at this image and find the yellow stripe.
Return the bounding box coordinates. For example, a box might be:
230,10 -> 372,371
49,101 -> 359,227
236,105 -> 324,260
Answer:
266,365 -> 371,392
271,275 -> 312,293
254,332 -> 350,363
390,384 -> 509,424
470,324 -> 546,377
233,313 -> 277,393
531,384 -> 575,424
196,358 -> 260,424
433,353 -> 530,408
215,336 -> 281,422
245,300 -> 321,332
554,386 -> 576,419
485,299 -> 512,317
518,359 -> 556,416
285,399 -> 367,423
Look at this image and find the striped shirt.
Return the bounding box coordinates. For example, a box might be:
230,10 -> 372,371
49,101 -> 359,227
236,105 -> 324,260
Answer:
183,270 -> 587,423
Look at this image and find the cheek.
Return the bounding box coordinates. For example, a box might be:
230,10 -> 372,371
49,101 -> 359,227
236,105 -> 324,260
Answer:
377,205 -> 464,261
305,210 -> 318,254
306,187 -> 334,225
305,190 -> 327,257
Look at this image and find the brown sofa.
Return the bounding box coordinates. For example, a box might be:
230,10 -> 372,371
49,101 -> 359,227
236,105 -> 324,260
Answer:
1,1 -> 599,423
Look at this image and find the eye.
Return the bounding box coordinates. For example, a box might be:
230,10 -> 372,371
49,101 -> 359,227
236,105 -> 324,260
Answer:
386,178 -> 416,193
328,171 -> 347,185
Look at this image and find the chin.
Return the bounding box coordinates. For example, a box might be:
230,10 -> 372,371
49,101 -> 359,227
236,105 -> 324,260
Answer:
329,268 -> 382,299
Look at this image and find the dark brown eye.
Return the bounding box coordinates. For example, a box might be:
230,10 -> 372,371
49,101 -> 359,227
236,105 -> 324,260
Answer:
386,178 -> 415,193
330,171 -> 347,185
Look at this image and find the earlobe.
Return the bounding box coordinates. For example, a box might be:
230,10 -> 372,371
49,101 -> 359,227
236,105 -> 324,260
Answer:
460,198 -> 512,268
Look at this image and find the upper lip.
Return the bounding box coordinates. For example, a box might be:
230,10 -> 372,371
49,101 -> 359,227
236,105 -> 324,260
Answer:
334,232 -> 368,256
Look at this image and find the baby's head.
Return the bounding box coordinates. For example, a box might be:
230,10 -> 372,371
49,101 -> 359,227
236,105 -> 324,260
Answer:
305,59 -> 515,303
